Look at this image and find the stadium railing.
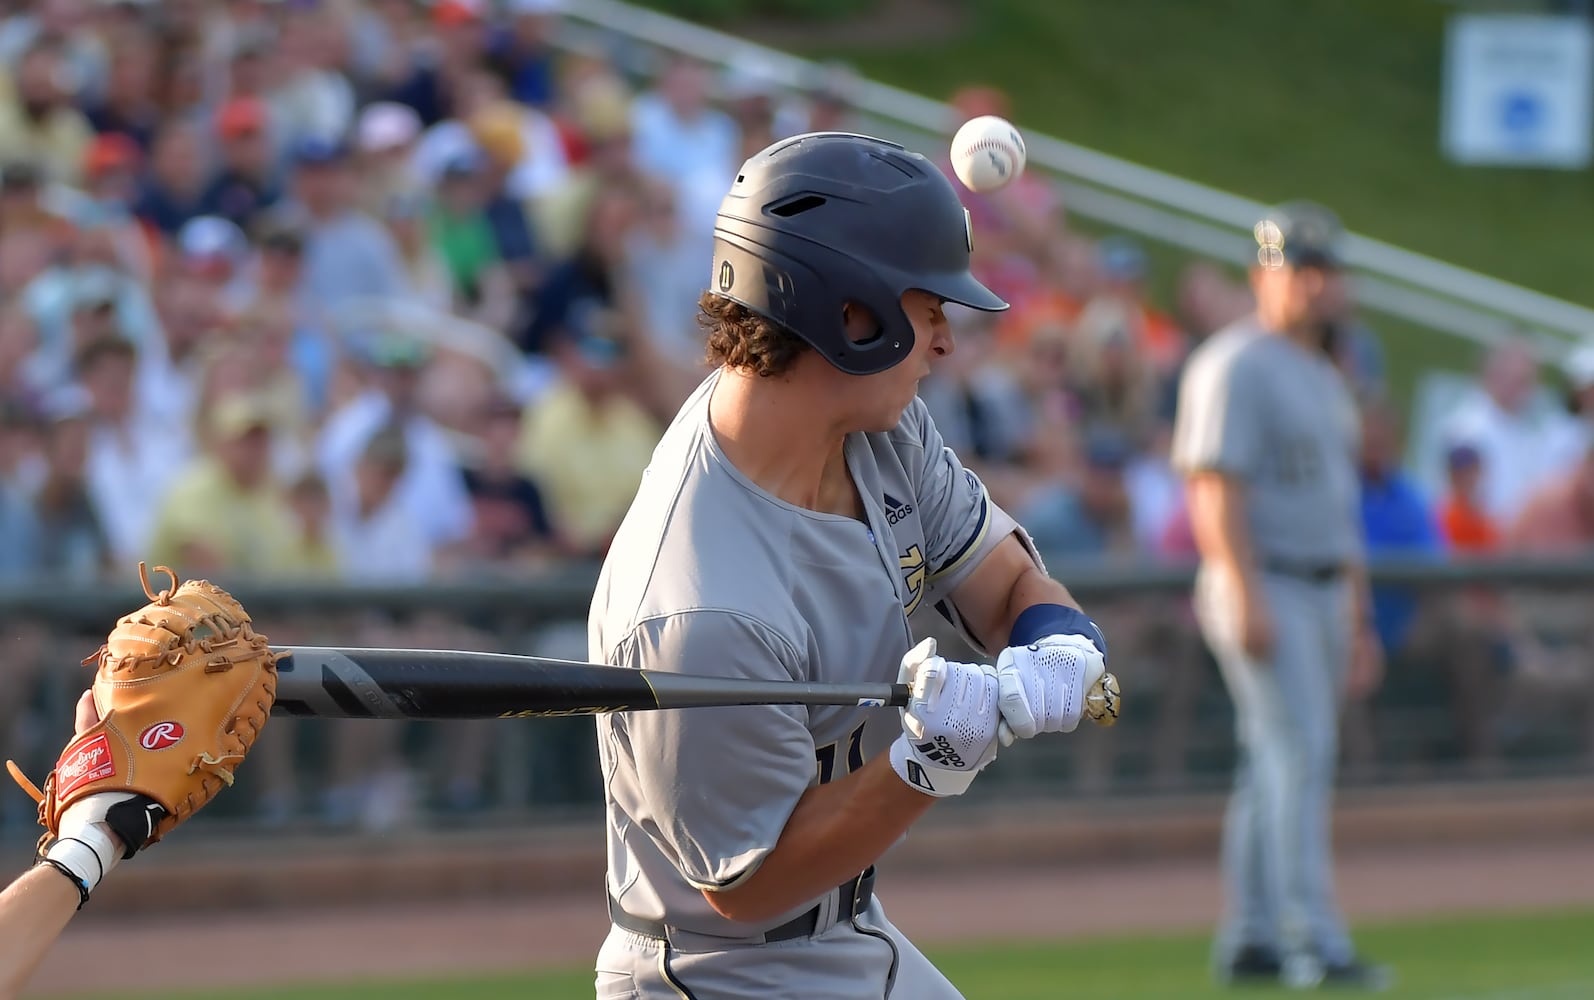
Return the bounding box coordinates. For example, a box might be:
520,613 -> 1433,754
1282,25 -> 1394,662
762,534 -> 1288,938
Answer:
550,0 -> 1593,365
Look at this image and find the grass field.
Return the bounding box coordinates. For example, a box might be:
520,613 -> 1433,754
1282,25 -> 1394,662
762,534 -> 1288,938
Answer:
91,906 -> 1594,1000
785,0 -> 1594,311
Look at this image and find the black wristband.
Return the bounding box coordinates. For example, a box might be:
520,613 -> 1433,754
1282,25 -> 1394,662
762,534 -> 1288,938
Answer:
36,857 -> 91,911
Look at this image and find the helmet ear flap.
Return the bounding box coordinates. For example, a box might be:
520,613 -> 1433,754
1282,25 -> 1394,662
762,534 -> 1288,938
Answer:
711,233 -> 916,375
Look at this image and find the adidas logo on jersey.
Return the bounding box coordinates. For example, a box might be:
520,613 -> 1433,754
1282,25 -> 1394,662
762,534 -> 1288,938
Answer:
884,492 -> 915,525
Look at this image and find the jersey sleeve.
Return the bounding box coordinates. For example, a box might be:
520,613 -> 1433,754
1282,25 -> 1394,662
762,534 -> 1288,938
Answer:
903,397 -> 1030,595
603,609 -> 816,893
1170,347 -> 1262,478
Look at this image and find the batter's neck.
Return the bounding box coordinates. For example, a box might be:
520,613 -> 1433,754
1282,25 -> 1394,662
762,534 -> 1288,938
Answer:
708,368 -> 859,516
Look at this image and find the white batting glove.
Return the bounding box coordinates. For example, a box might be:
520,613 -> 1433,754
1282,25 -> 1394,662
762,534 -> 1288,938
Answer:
996,634 -> 1107,744
889,638 -> 1002,798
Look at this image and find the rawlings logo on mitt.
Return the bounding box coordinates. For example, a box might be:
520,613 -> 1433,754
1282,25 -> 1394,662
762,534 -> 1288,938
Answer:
6,563 -> 279,855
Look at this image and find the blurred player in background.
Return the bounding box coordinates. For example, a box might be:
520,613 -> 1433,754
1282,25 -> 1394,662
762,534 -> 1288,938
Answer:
1171,202 -> 1391,991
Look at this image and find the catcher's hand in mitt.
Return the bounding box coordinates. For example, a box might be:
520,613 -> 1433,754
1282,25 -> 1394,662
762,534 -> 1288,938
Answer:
5,563 -> 278,907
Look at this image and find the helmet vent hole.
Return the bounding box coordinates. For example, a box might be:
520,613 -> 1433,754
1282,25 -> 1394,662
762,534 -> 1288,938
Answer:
767,194 -> 827,218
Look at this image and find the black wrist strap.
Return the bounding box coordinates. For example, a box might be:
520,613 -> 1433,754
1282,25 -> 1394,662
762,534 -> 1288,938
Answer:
36,857 -> 91,911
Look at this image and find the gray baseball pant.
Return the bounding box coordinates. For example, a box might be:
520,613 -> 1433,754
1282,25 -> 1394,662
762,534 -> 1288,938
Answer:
1194,566 -> 1356,967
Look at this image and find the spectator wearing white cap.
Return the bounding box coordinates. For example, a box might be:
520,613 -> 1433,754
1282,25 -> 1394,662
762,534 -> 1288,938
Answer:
176,214 -> 253,311
355,100 -> 426,218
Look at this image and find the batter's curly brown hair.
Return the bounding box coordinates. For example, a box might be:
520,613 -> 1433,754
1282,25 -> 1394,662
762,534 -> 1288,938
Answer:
698,292 -> 811,378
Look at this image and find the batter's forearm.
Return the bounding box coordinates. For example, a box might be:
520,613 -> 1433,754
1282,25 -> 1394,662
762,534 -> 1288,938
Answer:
701,753 -> 933,924
0,865 -> 82,998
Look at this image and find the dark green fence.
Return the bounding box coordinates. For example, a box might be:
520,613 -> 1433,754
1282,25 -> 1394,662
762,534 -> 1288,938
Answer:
0,555 -> 1589,840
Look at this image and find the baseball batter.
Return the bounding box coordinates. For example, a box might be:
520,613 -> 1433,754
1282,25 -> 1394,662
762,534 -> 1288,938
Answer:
587,132 -> 1109,999
1170,202 -> 1389,991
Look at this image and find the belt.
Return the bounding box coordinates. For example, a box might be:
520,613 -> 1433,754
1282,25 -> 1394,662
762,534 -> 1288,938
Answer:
609,866 -> 876,944
1262,558 -> 1345,583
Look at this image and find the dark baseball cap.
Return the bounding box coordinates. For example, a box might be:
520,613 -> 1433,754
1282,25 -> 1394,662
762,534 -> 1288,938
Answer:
1253,200 -> 1346,270
1446,442 -> 1481,469
293,135 -> 350,167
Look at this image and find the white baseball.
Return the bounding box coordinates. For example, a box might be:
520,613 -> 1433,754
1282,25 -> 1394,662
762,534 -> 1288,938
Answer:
950,115 -> 1026,193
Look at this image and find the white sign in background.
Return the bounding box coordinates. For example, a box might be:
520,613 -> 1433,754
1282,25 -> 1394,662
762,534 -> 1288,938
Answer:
1441,13 -> 1594,169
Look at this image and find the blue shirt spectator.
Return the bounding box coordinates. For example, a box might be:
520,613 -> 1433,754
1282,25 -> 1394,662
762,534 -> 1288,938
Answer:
1359,397 -> 1444,652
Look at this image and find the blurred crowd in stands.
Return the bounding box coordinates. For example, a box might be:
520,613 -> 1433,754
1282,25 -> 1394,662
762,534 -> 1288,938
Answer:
0,0 -> 1588,830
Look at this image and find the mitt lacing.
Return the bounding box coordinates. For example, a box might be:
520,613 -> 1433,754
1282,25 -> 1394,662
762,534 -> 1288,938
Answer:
84,563 -> 267,674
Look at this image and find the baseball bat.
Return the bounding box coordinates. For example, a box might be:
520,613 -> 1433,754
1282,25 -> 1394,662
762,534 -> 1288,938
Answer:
269,646 -> 1121,730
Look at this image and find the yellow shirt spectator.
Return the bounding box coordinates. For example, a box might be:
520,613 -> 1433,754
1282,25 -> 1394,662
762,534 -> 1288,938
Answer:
148,395 -> 303,577
516,366 -> 660,555
0,56 -> 92,187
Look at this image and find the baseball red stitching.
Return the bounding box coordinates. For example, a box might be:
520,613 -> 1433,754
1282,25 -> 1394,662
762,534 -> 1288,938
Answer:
960,139 -> 1020,159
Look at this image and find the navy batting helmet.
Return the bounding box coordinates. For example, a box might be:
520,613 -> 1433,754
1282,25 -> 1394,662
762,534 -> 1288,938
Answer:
709,132 -> 1009,376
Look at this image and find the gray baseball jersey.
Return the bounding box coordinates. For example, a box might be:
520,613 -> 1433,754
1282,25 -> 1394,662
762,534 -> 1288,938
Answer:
1169,318 -> 1362,566
587,371 -> 1034,994
1170,315 -> 1366,970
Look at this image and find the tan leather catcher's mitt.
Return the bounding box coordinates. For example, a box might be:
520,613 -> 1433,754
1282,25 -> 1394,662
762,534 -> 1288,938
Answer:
6,563 -> 279,856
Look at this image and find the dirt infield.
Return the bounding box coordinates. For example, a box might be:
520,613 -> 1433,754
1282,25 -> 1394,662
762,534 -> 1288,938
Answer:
20,778 -> 1594,997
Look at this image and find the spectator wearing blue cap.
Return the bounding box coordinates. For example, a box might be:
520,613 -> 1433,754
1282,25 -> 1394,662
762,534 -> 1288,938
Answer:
276,135 -> 411,328
427,147 -> 519,332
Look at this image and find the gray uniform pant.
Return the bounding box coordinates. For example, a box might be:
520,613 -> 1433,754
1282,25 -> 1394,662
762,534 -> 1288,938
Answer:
1194,566 -> 1355,966
594,896 -> 963,999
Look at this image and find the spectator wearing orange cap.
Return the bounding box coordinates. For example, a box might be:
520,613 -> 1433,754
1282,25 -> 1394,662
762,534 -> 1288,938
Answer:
68,132 -> 157,285
197,97 -> 285,232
